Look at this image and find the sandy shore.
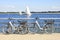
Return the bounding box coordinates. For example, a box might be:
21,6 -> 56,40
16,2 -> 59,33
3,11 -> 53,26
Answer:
0,33 -> 60,40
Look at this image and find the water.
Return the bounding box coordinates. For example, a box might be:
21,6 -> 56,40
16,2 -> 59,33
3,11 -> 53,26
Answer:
0,13 -> 60,33
0,13 -> 60,18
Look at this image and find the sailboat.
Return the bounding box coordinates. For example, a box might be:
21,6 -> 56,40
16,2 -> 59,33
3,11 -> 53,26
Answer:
25,6 -> 31,18
19,11 -> 22,15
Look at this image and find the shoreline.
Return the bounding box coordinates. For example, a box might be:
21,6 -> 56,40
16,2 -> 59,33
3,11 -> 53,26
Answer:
0,33 -> 60,40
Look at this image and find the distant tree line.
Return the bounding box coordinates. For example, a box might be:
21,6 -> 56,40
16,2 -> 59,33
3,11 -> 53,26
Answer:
0,11 -> 60,14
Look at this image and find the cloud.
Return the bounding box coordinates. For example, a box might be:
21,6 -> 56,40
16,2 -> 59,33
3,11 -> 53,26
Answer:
0,5 -> 19,12
34,6 -> 60,11
0,5 -> 60,12
7,5 -> 16,9
51,6 -> 60,10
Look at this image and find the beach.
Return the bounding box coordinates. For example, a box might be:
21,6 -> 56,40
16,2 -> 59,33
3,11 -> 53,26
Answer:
0,33 -> 60,40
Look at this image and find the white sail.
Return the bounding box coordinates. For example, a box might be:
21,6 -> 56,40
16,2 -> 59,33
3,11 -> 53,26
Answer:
25,6 -> 31,17
19,11 -> 22,15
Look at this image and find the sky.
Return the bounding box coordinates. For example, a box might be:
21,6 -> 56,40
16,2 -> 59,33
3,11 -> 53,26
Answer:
0,0 -> 60,12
